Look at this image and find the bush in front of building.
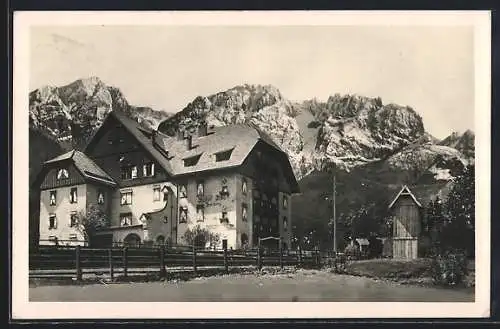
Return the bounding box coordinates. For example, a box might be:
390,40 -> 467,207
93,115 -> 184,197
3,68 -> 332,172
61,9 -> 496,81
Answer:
182,225 -> 221,249
430,249 -> 468,287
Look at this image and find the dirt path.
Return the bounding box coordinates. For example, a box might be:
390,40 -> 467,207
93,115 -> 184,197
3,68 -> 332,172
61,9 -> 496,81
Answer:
29,270 -> 474,302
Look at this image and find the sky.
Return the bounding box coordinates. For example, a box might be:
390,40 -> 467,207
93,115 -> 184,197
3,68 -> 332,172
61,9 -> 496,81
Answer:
29,25 -> 474,139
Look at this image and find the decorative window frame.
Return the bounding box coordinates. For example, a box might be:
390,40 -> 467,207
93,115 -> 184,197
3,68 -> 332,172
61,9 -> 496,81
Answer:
179,206 -> 188,224
49,190 -> 57,206
153,186 -> 161,202
69,187 -> 78,204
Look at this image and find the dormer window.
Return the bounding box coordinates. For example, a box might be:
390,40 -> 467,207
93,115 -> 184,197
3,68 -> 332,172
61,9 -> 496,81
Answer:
121,165 -> 137,180
183,154 -> 202,167
56,168 -> 69,180
215,148 -> 233,162
143,162 -> 155,177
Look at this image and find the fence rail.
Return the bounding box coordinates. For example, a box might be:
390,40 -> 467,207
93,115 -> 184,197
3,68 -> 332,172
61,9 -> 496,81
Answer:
29,244 -> 332,281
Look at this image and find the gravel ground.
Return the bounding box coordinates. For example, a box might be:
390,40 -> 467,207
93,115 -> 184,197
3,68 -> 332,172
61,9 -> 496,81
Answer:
29,269 -> 474,302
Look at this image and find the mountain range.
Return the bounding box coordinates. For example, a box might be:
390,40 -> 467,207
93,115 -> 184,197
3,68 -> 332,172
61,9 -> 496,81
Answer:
28,77 -> 475,247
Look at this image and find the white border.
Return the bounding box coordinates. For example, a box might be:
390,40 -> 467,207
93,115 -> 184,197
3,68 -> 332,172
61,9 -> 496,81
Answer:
12,11 -> 491,319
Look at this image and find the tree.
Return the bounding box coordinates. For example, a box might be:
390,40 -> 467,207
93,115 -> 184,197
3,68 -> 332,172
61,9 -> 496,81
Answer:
74,204 -> 109,245
182,225 -> 221,249
424,165 -> 475,257
441,165 -> 475,257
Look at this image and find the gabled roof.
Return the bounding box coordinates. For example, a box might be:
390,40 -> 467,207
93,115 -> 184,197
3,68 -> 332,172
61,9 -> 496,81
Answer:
160,124 -> 287,176
80,110 -> 299,192
84,110 -> 174,176
44,150 -> 116,187
388,185 -> 422,209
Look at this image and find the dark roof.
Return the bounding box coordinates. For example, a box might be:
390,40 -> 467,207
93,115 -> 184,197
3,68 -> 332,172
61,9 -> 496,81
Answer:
388,182 -> 454,209
44,150 -> 116,186
388,185 -> 422,209
159,123 -> 287,176
82,111 -> 299,192
103,111 -> 175,175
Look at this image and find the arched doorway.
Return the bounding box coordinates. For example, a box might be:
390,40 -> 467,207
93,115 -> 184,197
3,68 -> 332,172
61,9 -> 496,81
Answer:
156,235 -> 165,246
241,233 -> 249,249
123,233 -> 141,247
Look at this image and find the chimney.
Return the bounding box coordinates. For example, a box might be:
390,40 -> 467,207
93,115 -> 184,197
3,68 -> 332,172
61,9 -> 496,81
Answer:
198,122 -> 208,137
177,130 -> 184,141
186,135 -> 193,150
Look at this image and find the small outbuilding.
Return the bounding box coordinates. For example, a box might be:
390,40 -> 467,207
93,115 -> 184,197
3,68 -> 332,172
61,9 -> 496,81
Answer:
388,185 -> 423,259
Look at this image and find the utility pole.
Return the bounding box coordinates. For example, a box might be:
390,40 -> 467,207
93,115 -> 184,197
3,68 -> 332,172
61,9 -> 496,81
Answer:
332,169 -> 337,254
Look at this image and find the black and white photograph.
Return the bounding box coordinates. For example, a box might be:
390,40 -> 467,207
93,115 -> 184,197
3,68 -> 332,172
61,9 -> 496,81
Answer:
12,11 -> 491,319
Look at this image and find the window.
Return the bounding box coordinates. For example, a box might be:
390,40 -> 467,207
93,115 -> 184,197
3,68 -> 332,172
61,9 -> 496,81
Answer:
70,212 -> 78,227
153,186 -> 161,201
120,213 -> 132,226
70,188 -> 78,204
253,189 -> 260,199
242,178 -> 248,195
56,168 -> 69,180
179,184 -> 187,198
283,196 -> 288,209
197,181 -> 204,198
121,165 -> 137,180
220,211 -> 229,224
179,207 -> 188,223
183,154 -> 202,167
163,216 -> 168,224
283,216 -> 288,231
97,189 -> 105,205
69,234 -> 77,240
49,191 -> 57,206
241,233 -> 249,247
215,149 -> 233,162
48,215 -> 57,230
242,203 -> 248,222
196,205 -> 205,222
120,191 -> 133,205
143,162 -> 155,177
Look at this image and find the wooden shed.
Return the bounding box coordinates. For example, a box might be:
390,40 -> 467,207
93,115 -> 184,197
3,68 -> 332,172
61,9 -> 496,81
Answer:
388,185 -> 423,259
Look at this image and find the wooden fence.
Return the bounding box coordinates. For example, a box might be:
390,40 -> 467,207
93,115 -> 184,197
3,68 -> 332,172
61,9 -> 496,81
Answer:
29,244 -> 325,281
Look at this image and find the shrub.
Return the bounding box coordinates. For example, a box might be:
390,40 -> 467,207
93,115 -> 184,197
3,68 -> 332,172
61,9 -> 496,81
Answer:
431,250 -> 468,286
182,225 -> 221,249
344,244 -> 361,260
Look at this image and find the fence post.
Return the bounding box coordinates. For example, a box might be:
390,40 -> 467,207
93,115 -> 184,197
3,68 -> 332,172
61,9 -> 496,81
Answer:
159,245 -> 166,278
315,248 -> 321,268
298,246 -> 302,268
223,244 -> 229,274
75,245 -> 82,281
122,247 -> 128,279
279,238 -> 284,270
108,249 -> 114,281
257,247 -> 262,271
192,244 -> 197,275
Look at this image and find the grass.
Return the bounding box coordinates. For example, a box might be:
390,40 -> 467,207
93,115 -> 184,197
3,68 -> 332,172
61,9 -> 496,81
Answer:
343,258 -> 475,288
